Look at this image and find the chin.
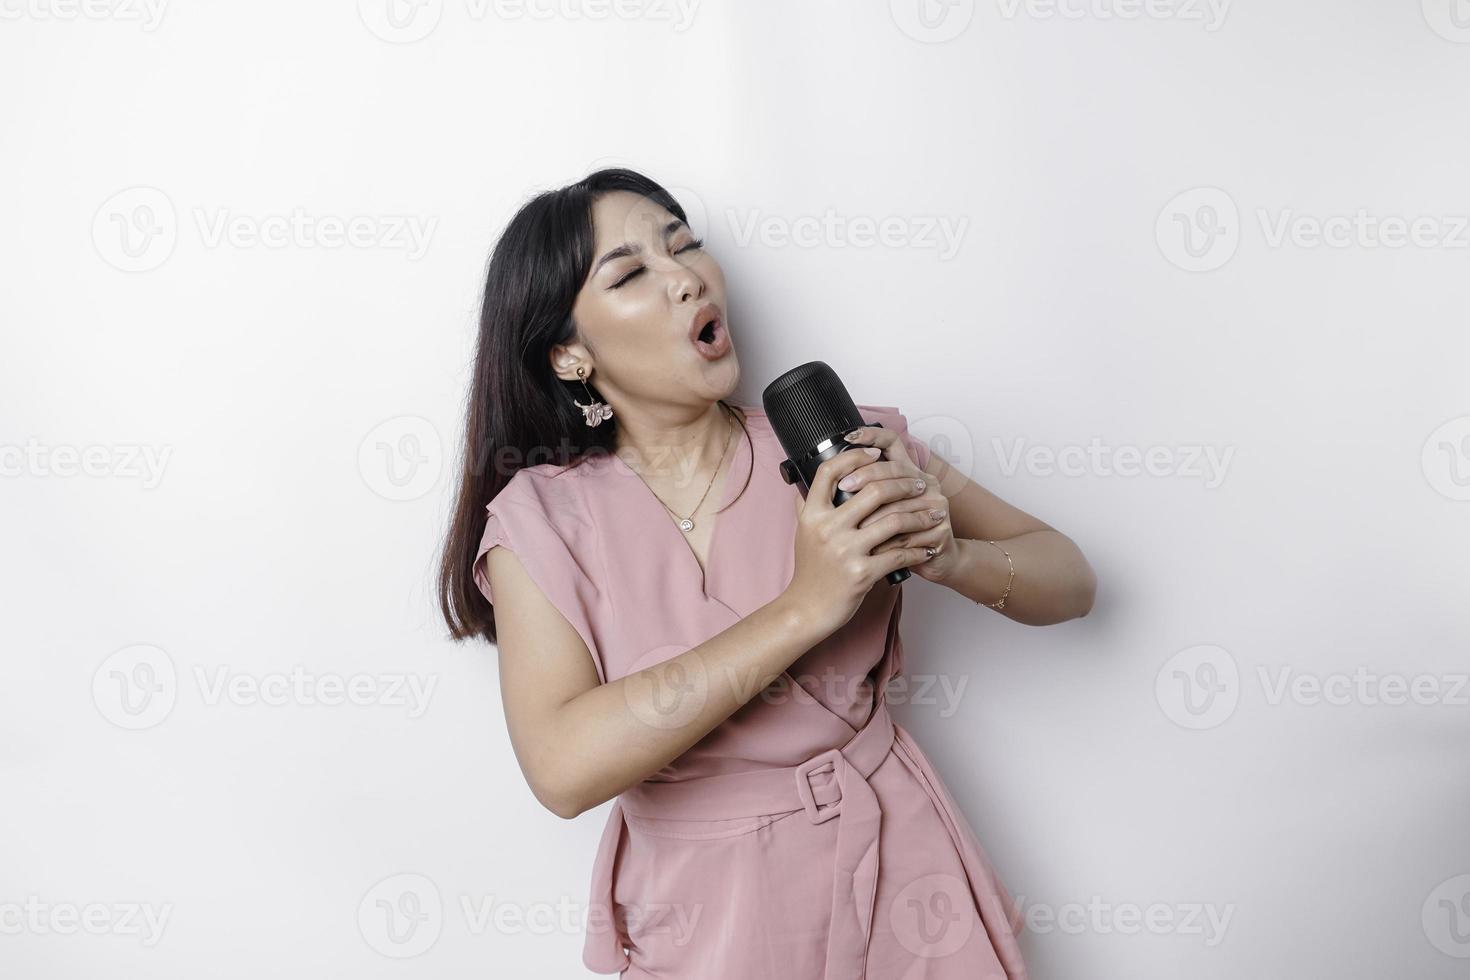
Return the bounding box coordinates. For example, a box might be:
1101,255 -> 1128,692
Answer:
702,356 -> 741,396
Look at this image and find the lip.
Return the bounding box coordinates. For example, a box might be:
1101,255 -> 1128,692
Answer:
688,302 -> 731,361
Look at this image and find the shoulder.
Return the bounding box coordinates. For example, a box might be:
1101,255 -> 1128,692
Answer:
474,460 -> 600,590
485,458 -> 600,531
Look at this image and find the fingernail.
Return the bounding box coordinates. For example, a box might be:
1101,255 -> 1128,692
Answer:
930,509 -> 945,521
845,429 -> 865,441
838,474 -> 858,490
914,479 -> 926,493
864,446 -> 881,457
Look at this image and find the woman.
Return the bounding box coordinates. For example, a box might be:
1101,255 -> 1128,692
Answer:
439,168 -> 1097,979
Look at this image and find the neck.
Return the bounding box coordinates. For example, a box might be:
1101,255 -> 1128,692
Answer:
614,401 -> 739,488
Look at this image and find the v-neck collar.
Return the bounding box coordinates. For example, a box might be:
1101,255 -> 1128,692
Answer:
608,408 -> 754,612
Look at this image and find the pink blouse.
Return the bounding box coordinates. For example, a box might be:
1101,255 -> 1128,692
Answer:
474,404 -> 1028,979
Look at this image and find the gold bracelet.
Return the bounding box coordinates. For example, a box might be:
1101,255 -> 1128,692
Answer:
977,539 -> 1014,610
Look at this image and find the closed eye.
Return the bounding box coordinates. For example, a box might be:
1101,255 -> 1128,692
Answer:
610,238 -> 705,289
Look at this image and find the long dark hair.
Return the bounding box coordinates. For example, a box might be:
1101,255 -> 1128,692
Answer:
439,167 -> 749,644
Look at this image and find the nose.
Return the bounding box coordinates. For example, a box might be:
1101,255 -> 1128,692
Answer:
665,259 -> 704,305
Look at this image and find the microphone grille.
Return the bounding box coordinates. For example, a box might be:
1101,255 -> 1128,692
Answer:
761,361 -> 865,461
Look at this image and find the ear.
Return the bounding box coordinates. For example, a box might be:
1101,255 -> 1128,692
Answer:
549,342 -> 591,383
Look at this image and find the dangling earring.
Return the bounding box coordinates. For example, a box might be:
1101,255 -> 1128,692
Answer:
573,366 -> 613,427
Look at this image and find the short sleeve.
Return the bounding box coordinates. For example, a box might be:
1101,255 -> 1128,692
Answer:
856,403 -> 932,471
472,484 -> 608,685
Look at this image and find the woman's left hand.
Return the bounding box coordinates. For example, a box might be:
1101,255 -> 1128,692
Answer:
838,424 -> 959,584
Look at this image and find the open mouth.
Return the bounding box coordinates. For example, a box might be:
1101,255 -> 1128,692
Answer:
690,305 -> 731,360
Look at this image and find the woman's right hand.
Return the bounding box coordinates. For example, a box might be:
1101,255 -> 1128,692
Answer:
779,445 -> 938,639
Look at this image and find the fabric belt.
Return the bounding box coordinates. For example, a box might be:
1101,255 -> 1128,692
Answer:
583,701 -> 896,978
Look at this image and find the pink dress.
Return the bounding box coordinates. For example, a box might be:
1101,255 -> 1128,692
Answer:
473,403 -> 1028,979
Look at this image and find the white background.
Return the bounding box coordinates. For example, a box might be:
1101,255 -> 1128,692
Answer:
3,1 -> 1469,977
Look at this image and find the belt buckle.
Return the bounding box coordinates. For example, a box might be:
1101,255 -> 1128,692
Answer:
794,747 -> 844,823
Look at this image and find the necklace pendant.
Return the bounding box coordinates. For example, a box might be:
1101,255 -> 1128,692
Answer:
678,518 -> 695,532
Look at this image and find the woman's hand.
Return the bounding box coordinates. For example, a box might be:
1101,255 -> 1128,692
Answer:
839,423 -> 958,585
779,443 -> 941,639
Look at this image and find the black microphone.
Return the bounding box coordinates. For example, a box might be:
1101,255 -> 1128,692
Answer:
762,360 -> 910,586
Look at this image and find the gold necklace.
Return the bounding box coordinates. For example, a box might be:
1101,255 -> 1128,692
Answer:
626,411 -> 737,533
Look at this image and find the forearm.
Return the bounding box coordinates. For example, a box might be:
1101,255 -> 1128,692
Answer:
543,596 -> 826,818
942,530 -> 1096,626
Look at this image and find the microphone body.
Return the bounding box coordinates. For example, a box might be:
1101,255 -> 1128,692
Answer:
762,361 -> 910,586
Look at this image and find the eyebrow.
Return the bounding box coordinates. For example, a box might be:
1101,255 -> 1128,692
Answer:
592,218 -> 686,277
